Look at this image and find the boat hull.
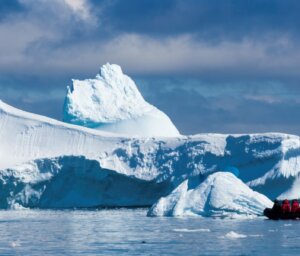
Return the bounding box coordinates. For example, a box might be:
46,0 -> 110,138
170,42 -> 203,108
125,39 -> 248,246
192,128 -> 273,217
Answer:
264,208 -> 300,220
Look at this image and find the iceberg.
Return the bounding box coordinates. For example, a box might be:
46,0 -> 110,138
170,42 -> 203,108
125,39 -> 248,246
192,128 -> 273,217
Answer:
63,63 -> 180,137
1,63 -> 300,213
1,98 -> 300,210
148,172 -> 273,217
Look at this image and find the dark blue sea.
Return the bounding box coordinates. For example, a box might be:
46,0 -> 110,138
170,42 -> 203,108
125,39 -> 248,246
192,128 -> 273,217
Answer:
0,209 -> 299,255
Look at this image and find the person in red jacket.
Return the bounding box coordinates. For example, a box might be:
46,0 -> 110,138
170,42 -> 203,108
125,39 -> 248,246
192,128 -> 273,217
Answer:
281,199 -> 291,214
291,199 -> 299,213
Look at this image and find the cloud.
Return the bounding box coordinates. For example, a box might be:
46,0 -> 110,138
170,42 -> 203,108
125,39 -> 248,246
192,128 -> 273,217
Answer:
0,0 -> 98,74
141,81 -> 300,135
0,0 -> 300,80
1,31 -> 300,82
0,0 -> 300,135
98,34 -> 298,79
63,0 -> 92,20
95,0 -> 300,40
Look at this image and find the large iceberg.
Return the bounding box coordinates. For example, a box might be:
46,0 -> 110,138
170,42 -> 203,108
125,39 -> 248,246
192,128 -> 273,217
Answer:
148,172 -> 273,217
63,63 -> 180,137
0,98 -> 300,210
1,63 -> 300,214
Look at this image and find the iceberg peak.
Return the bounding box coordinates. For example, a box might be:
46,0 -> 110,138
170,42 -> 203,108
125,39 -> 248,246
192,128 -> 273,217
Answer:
97,63 -> 123,81
63,63 -> 180,137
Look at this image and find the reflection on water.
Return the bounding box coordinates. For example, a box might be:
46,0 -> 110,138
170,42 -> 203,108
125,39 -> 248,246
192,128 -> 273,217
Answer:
0,209 -> 300,255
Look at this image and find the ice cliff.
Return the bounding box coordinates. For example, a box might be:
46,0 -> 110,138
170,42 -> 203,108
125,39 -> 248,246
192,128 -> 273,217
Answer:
0,156 -> 170,209
148,172 -> 273,217
63,63 -> 180,137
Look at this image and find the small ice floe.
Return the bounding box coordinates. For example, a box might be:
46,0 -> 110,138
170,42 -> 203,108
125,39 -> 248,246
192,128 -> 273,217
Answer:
268,229 -> 278,232
224,231 -> 247,239
173,228 -> 211,233
221,231 -> 262,239
284,224 -> 292,227
10,202 -> 28,210
10,241 -> 21,248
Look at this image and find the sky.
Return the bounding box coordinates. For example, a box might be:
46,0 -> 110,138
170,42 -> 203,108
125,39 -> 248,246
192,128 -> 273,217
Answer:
1,0 -> 300,135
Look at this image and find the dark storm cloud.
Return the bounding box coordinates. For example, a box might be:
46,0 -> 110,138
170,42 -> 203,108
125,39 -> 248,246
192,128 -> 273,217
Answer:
96,0 -> 300,40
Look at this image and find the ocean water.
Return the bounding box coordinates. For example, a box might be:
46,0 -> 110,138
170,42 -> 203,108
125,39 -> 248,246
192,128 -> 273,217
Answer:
0,209 -> 299,255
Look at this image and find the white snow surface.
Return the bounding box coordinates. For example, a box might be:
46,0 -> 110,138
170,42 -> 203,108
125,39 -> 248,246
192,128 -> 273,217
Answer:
148,172 -> 273,217
63,63 -> 180,137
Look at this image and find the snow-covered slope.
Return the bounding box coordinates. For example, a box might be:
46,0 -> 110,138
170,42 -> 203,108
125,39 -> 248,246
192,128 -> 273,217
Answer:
148,172 -> 272,217
63,63 -> 180,137
0,100 -> 120,170
1,99 -> 300,210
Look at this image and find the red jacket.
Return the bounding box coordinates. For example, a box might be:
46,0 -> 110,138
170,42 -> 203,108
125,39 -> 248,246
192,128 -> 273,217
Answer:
281,200 -> 291,213
291,201 -> 299,213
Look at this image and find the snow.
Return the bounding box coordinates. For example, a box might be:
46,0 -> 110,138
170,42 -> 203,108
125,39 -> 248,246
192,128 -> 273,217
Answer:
63,63 -> 180,137
0,99 -> 120,170
277,177 -> 300,200
147,172 -> 272,217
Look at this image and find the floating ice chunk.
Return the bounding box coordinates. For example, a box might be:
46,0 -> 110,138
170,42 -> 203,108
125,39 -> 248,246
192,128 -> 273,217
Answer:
224,231 -> 247,239
10,241 -> 21,248
148,172 -> 272,217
